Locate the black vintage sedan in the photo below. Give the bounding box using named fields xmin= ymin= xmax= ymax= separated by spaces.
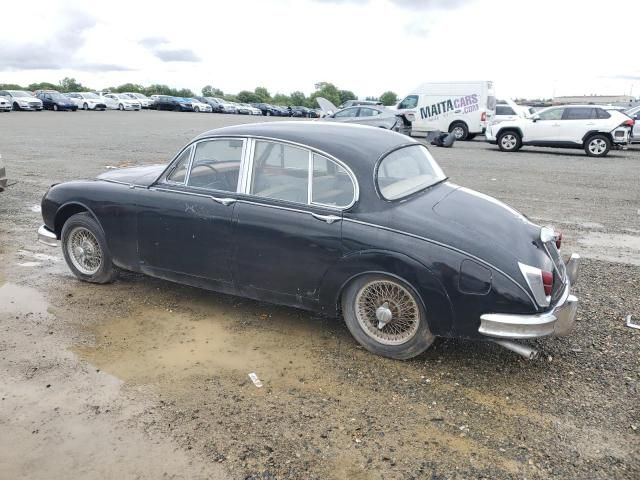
xmin=38 ymin=122 xmax=580 ymax=360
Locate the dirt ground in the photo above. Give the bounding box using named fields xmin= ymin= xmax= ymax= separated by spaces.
xmin=0 ymin=110 xmax=638 ymax=480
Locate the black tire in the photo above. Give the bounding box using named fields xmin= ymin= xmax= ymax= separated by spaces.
xmin=341 ymin=274 xmax=435 ymax=360
xmin=466 ymin=133 xmax=477 ymax=140
xmin=194 ymin=106 xmax=200 ymax=112
xmin=266 ymin=111 xmax=271 ymax=116
xmin=449 ymin=121 xmax=469 ymax=140
xmin=497 ymin=130 xmax=522 ymax=152
xmin=53 ymin=104 xmax=58 ymax=111
xmin=61 ymin=213 xmax=118 ymax=284
xmin=584 ymin=134 xmax=611 ymax=157
xmin=118 ymin=104 xmax=124 ymax=111
xmin=83 ymin=103 xmax=89 ymax=110
xmin=12 ymin=102 xmax=20 ymax=111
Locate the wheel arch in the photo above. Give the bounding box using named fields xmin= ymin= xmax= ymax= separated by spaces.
xmin=54 ymin=202 xmax=103 ymax=239
xmin=582 ymin=130 xmax=612 ymax=144
xmin=496 ymin=126 xmax=524 ymax=139
xmin=448 ymin=119 xmax=468 ymax=131
xmin=318 ymin=249 xmax=455 ymax=336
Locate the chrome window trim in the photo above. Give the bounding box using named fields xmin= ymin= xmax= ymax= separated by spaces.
xmin=241 ymin=135 xmax=359 ymax=210
xmin=343 ymin=217 xmax=538 ymax=308
xmin=159 ymin=144 xmax=194 ymax=186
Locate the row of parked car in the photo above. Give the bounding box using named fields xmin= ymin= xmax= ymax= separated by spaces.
xmin=0 ymin=89 xmax=322 ymax=117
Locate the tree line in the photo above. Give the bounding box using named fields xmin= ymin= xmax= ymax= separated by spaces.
xmin=0 ymin=78 xmax=399 ymax=108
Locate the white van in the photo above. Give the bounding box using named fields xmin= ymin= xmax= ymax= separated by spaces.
xmin=396 ymin=81 xmax=496 ymax=140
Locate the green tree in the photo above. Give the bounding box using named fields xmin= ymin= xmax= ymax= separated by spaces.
xmin=28 ymin=82 xmax=59 ymax=92
xmin=380 ymin=91 xmax=398 ymax=106
xmin=114 ymin=83 xmax=145 ymax=93
xmin=0 ymin=83 xmax=26 ymax=90
xmin=289 ymin=91 xmax=307 ymax=106
xmin=254 ymin=87 xmax=271 ymax=103
xmin=202 ymin=85 xmax=224 ymax=97
xmin=309 ymin=82 xmax=340 ymax=108
xmin=338 ymin=89 xmax=357 ymax=105
xmin=272 ymin=93 xmax=290 ymax=105
xmin=237 ymin=90 xmax=261 ymax=103
xmin=58 ymin=77 xmax=86 ymax=92
xmin=175 ymin=88 xmax=195 ymax=98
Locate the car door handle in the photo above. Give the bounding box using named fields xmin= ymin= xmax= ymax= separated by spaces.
xmin=311 ymin=213 xmax=341 ymax=224
xmin=210 ymin=196 xmax=236 ymax=206
xmin=552 ymin=123 xmax=561 ymax=127
xmin=586 ymin=122 xmax=595 ymax=126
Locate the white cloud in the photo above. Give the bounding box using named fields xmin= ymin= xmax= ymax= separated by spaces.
xmin=0 ymin=0 xmax=638 ymax=100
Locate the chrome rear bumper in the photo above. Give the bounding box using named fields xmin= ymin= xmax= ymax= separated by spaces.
xmin=479 ymin=253 xmax=580 ymax=339
xmin=38 ymin=225 xmax=58 ymax=247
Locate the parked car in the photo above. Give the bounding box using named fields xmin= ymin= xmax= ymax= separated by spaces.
xmin=251 ymin=103 xmax=279 ymax=116
xmin=67 ymin=92 xmax=107 ymax=110
xmin=94 ymin=93 xmax=119 ymax=110
xmin=0 ymin=96 xmax=11 ymax=112
xmin=231 ymin=102 xmax=251 ymax=115
xmin=290 ymin=106 xmax=311 ymax=117
xmin=36 ymin=91 xmax=78 ymax=111
xmin=491 ymin=103 xmax=534 ymax=125
xmin=37 ymin=121 xmax=580 ymax=360
xmin=320 ymin=101 xmax=414 ymax=134
xmin=0 ymin=90 xmax=43 ymax=111
xmin=196 ymin=97 xmax=224 ymax=113
xmin=189 ymin=98 xmax=213 ymax=113
xmin=239 ymin=103 xmax=261 ymax=115
xmin=211 ymin=98 xmax=237 ymax=114
xmin=274 ymin=105 xmax=290 ymax=116
xmin=486 ymin=105 xmax=633 ymax=157
xmin=105 ymin=93 xmax=141 ymax=111
xmin=123 ymin=92 xmax=152 ymax=108
xmin=624 ymin=105 xmax=640 ymax=143
xmin=149 ymin=95 xmax=186 ymax=111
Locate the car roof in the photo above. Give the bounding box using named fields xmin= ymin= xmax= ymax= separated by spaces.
xmin=195 ymin=121 xmax=418 ymax=171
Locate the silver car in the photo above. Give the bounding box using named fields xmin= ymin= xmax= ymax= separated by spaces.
xmin=319 ymin=98 xmax=413 ymax=133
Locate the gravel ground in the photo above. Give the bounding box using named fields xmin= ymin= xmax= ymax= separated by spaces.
xmin=0 ymin=110 xmax=638 ymax=479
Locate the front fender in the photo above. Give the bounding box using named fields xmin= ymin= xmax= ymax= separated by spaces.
xmin=317 ymin=249 xmax=455 ymax=336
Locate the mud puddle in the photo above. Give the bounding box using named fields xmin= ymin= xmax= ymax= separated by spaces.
xmin=0 ymin=281 xmax=50 ymax=316
xmin=74 ymin=295 xmax=338 ymax=389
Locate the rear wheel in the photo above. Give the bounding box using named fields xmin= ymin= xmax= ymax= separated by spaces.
xmin=449 ymin=121 xmax=469 ymax=140
xmin=12 ymin=102 xmax=20 ymax=111
xmin=53 ymin=104 xmax=58 ymax=111
xmin=118 ymin=104 xmax=124 ymax=111
xmin=194 ymin=106 xmax=200 ymax=112
xmin=584 ymin=134 xmax=611 ymax=157
xmin=342 ymin=274 xmax=435 ymax=360
xmin=61 ymin=213 xmax=117 ymax=284
xmin=83 ymin=103 xmax=89 ymax=110
xmin=497 ymin=130 xmax=522 ymax=152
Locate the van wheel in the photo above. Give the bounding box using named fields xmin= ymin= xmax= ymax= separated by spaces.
xmin=497 ymin=131 xmax=522 ymax=152
xmin=61 ymin=213 xmax=118 ymax=284
xmin=449 ymin=122 xmax=469 ymax=140
xmin=584 ymin=134 xmax=610 ymax=157
xmin=342 ymin=274 xmax=435 ymax=360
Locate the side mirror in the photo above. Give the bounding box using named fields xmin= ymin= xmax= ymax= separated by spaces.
xmin=531 ymin=115 xmax=540 ymax=122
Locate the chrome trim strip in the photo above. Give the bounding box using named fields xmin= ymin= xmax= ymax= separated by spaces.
xmin=307 ymin=150 xmax=313 ymax=205
xmin=99 ymin=179 xmax=146 ymax=188
xmin=342 ymin=217 xmax=537 ymax=307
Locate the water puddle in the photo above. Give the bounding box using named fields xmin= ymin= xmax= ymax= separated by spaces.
xmin=0 ymin=282 xmax=49 ymax=317
xmin=577 ymin=232 xmax=640 ymax=265
xmin=75 ymin=298 xmax=336 ymax=389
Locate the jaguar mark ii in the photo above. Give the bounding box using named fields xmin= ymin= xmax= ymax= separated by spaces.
xmin=38 ymin=122 xmax=580 ymax=359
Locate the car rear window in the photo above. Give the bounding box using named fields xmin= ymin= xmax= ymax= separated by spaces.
xmin=376 ymin=145 xmax=446 ymax=200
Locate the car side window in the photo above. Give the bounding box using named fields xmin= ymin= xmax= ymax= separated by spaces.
xmin=334 ymin=107 xmax=358 ymax=118
xmin=398 ymin=95 xmax=418 ymax=109
xmin=496 ymin=106 xmax=515 ymax=115
xmin=312 ymin=154 xmax=355 ymax=207
xmin=596 ymin=108 xmax=611 ymax=119
xmin=358 ymin=108 xmax=380 ymax=117
xmin=165 ymin=146 xmax=192 ymax=184
xmin=563 ymin=108 xmax=596 ymax=120
xmin=537 ymin=108 xmax=564 ymax=121
xmin=187 ymin=139 xmax=244 ymax=192
xmin=251 ymin=141 xmax=309 ymax=204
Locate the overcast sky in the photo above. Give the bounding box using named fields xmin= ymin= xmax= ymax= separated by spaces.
xmin=1 ymin=0 xmax=638 ymax=100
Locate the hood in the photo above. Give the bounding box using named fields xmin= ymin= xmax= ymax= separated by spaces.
xmin=316 ymin=97 xmax=338 ymax=115
xmin=97 ymin=164 xmax=166 ymax=187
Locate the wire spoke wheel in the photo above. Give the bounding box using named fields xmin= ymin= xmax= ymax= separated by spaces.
xmin=354 ymin=280 xmax=421 ymax=345
xmin=66 ymin=226 xmax=102 ymax=275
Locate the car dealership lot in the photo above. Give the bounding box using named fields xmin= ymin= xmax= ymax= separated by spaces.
xmin=0 ymin=111 xmax=638 ymax=479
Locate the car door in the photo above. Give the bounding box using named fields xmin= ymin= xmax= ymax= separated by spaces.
xmin=232 ymin=139 xmax=356 ymax=306
xmin=137 ymin=138 xmax=246 ymax=283
xmin=525 ymin=107 xmax=565 ymax=142
xmin=331 ymin=107 xmax=360 ymax=123
xmin=559 ymin=107 xmax=598 ymax=143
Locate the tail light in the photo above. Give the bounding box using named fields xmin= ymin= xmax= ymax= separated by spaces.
xmin=622 ymin=119 xmax=634 ymax=127
xmin=542 ymin=270 xmax=553 ymax=296
xmin=481 ymin=111 xmax=487 ymax=122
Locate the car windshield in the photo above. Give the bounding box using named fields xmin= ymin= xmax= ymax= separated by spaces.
xmin=50 ymin=93 xmax=67 ymax=100
xmin=82 ymin=93 xmax=100 ymax=99
xmin=376 ymin=145 xmax=446 ymax=200
xmin=9 ymin=91 xmax=32 ymax=97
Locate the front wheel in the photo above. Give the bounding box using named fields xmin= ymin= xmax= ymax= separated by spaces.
xmin=53 ymin=104 xmax=58 ymax=111
xmin=342 ymin=274 xmax=435 ymax=360
xmin=584 ymin=134 xmax=611 ymax=157
xmin=118 ymin=104 xmax=124 ymax=111
xmin=194 ymin=106 xmax=200 ymax=112
xmin=497 ymin=131 xmax=522 ymax=152
xmin=83 ymin=102 xmax=89 ymax=110
xmin=61 ymin=213 xmax=117 ymax=284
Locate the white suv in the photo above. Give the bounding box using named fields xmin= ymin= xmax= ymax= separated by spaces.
xmin=486 ymin=105 xmax=633 ymax=157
